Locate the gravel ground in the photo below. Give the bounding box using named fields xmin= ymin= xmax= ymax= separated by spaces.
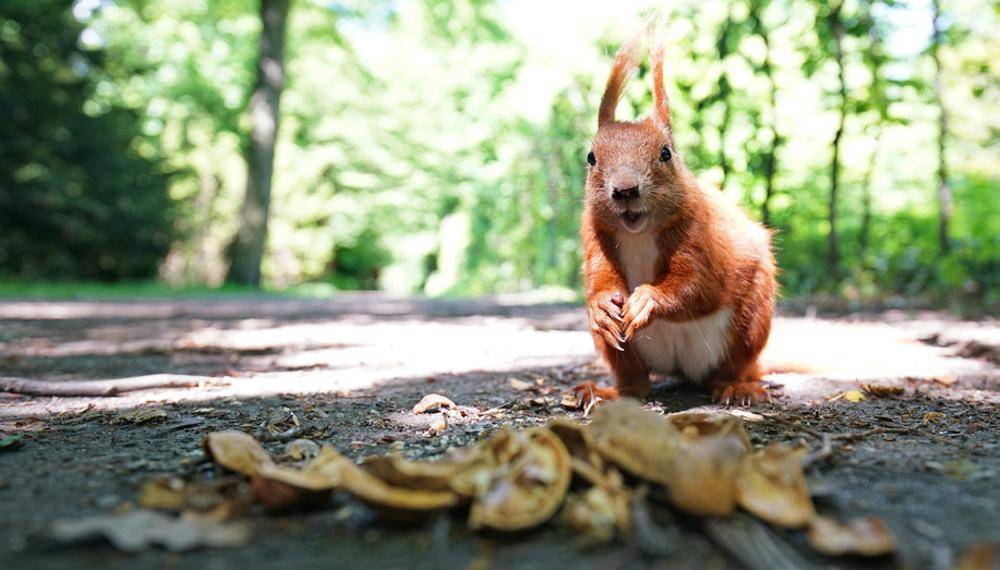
xmin=0 ymin=293 xmax=997 ymax=569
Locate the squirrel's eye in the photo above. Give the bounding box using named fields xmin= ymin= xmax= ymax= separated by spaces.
xmin=660 ymin=145 xmax=672 ymax=162
xmin=587 ymin=151 xmax=596 ymax=167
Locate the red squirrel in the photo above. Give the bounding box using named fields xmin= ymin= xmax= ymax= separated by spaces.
xmin=572 ymin=30 xmax=777 ymax=406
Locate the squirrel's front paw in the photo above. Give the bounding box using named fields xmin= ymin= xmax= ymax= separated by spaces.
xmin=588 ymin=291 xmax=626 ymax=351
xmin=622 ymin=285 xmax=659 ymax=340
xmin=570 ymin=381 xmax=620 ymax=412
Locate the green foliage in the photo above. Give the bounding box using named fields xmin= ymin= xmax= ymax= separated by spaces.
xmin=0 ymin=0 xmax=173 ymax=280
xmin=2 ymin=0 xmax=997 ymax=307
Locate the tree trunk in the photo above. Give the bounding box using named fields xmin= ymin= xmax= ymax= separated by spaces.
xmin=859 ymin=129 xmax=880 ymax=259
xmin=930 ymin=0 xmax=951 ymax=255
xmin=715 ymin=8 xmax=734 ymax=193
xmin=227 ymin=0 xmax=291 ymax=287
xmin=828 ymin=6 xmax=847 ymax=279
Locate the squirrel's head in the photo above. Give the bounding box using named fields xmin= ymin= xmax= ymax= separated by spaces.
xmin=585 ymin=31 xmax=687 ymax=235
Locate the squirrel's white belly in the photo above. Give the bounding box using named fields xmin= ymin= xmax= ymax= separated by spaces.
xmin=633 ymin=308 xmax=733 ymax=382
xmin=616 ymin=231 xmax=732 ymax=381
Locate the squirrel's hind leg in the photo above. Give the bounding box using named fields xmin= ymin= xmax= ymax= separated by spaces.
xmin=706 ymin=360 xmax=770 ymax=406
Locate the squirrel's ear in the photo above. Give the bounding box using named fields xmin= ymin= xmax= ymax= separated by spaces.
xmin=598 ymin=32 xmax=643 ymax=127
xmin=651 ymin=36 xmax=671 ymax=129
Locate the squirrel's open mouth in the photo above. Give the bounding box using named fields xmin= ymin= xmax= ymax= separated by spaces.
xmin=619 ymin=210 xmax=648 ymax=233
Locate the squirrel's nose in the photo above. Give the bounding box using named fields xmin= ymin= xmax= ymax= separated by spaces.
xmin=611 ymin=186 xmax=640 ymax=201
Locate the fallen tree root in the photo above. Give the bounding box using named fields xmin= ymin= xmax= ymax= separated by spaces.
xmin=0 ymin=374 xmax=217 ymax=397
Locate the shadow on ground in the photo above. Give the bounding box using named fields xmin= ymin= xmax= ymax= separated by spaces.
xmin=0 ymin=294 xmax=997 ymax=568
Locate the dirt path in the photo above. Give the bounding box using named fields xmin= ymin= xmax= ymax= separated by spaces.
xmin=1 ymin=294 xmax=997 ymax=568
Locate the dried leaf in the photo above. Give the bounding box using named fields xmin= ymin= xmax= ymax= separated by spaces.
xmin=548 ymin=417 xmax=605 ymax=479
xmin=49 ymin=510 xmax=250 ymax=552
xmin=807 ymin=515 xmax=896 ymax=557
xmin=204 ymin=431 xmax=274 ymax=476
xmin=563 ymin=487 xmax=619 ymax=542
xmin=250 ymin=468 xmax=333 ymax=512
xmin=427 ymin=413 xmax=448 ymax=436
xmin=138 ymin=478 xmax=188 ymax=511
xmin=362 ymin=450 xmax=489 ymax=497
xmin=922 ymin=411 xmax=945 ymax=424
xmin=339 ymin=457 xmax=460 ymax=521
xmin=828 ymin=390 xmax=866 ymax=403
xmin=668 ymin=412 xmax=751 ymax=450
xmin=412 ymin=394 xmax=456 ymax=414
xmin=138 ymin=477 xmax=230 ymax=513
xmin=586 ymin=400 xmax=679 ymax=485
xmin=469 ymin=428 xmax=572 ymax=532
xmin=933 ymin=374 xmax=958 ymax=386
xmin=735 ymin=444 xmax=815 ymax=528
xmin=550 ymin=417 xmax=630 ymax=539
xmin=283 ymin=439 xmax=320 ymax=461
xmin=560 ymin=392 xmax=582 ymax=410
xmin=665 ymin=413 xmax=750 ymax=516
xmin=564 ymin=465 xmax=631 ymax=540
xmin=509 ymin=378 xmax=532 ymax=391
xmin=249 ymin=446 xmax=346 ymax=511
xmin=111 ymin=408 xmax=168 ymax=425
xmin=861 ymin=384 xmax=904 ymax=398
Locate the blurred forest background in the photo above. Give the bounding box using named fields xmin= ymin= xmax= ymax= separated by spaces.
xmin=1 ymin=0 xmax=997 ymax=309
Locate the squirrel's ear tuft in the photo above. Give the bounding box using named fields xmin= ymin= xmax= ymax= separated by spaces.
xmin=598 ymin=30 xmax=644 ymax=127
xmin=651 ymin=29 xmax=671 ymax=129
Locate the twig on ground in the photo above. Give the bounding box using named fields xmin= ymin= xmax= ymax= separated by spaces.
xmin=0 ymin=374 xmax=218 ymax=397
xmin=759 ymin=412 xmax=824 ymax=440
xmin=801 ymin=433 xmax=833 ymax=469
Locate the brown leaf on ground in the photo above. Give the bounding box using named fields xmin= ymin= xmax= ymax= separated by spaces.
xmin=828 ymin=390 xmax=866 ymax=403
xmin=922 ymin=411 xmax=946 ymax=424
xmin=361 ymin=450 xmax=489 ymax=497
xmin=807 ymin=515 xmax=896 ymax=557
xmin=427 ymin=413 xmax=448 ymax=436
xmin=338 ymin=455 xmax=460 ymax=521
xmin=509 ymin=378 xmax=532 ymax=391
xmin=469 ymin=428 xmax=572 ymax=532
xmin=861 ymin=384 xmax=904 ymax=398
xmin=204 ymin=431 xmax=274 ymax=476
xmin=249 ymin=446 xmax=345 ymax=511
xmin=262 ymin=407 xmax=300 ymax=439
xmin=547 ymin=417 xmax=605 ymax=481
xmin=110 ymin=408 xmax=168 ymax=425
xmin=735 ymin=444 xmax=815 ymax=528
xmin=412 ymin=394 xmax=456 ymax=414
xmin=933 ymin=374 xmax=958 ymax=386
xmin=282 ymin=438 xmax=320 ymax=461
xmin=562 ymin=466 xmax=631 ymax=542
xmin=563 ymin=486 xmax=620 ymax=543
xmin=586 ymin=400 xmax=680 ymax=485
xmin=138 ymin=477 xmax=235 ymax=513
xmin=138 ymin=478 xmax=188 ymax=511
xmin=665 ymin=413 xmax=750 ymax=517
xmin=560 ymin=392 xmax=582 ymax=410
xmin=49 ymin=510 xmax=250 ymax=552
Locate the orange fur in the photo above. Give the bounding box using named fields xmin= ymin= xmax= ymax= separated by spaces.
xmin=578 ymin=28 xmax=777 ymax=407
